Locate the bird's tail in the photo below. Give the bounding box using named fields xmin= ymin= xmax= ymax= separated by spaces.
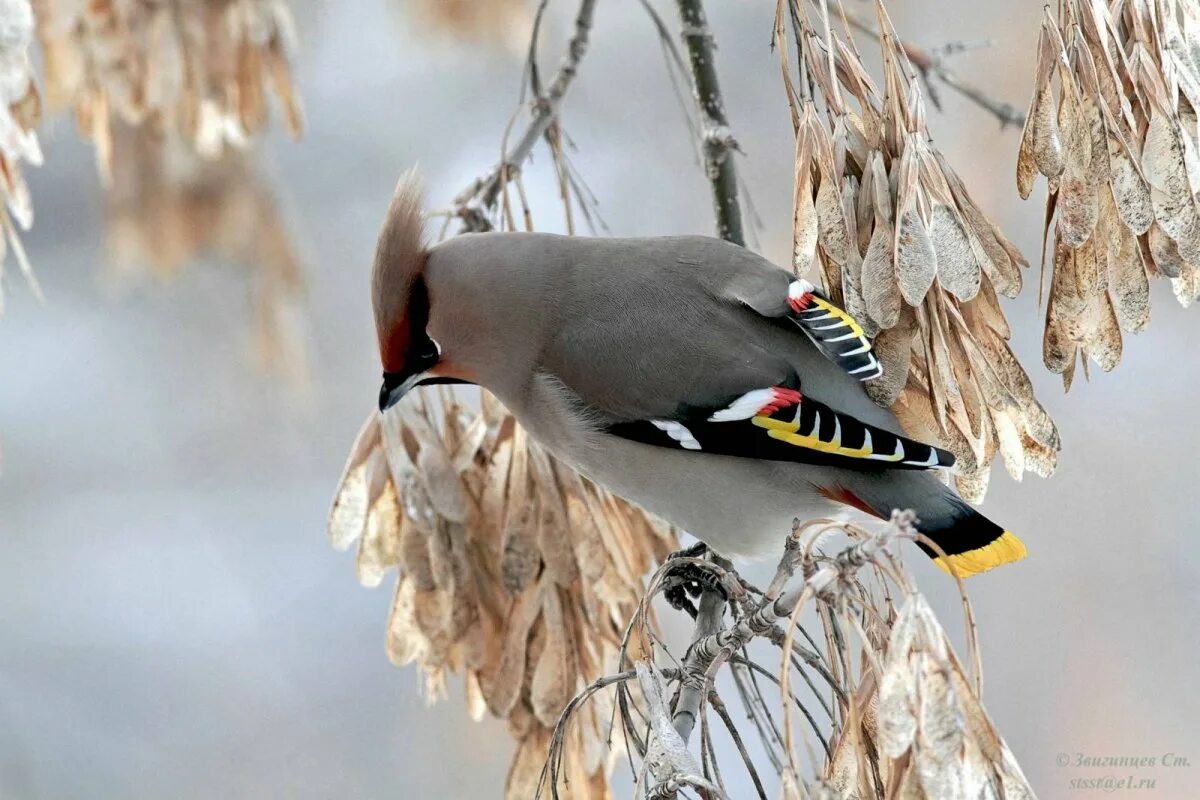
xmin=914 ymin=505 xmax=1026 ymax=578
xmin=826 ymin=472 xmax=1026 ymax=577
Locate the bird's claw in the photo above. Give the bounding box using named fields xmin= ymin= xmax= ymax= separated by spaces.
xmin=661 ymin=542 xmax=729 ymax=618
xmin=665 ymin=541 xmax=710 ymax=562
xmin=663 ymin=581 xmax=698 ymax=617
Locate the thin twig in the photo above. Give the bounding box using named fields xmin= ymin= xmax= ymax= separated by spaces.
xmin=727 ymin=656 xmax=787 ymax=772
xmin=675 ymin=0 xmax=745 ymax=245
xmin=540 ymin=666 xmax=682 ymax=799
xmin=454 ymin=0 xmax=598 ymax=231
xmin=840 ymin=7 xmax=1026 ymax=128
xmin=537 ymin=512 xmax=1039 ymax=798
xmin=638 ymin=0 xmax=702 ymax=147
xmin=709 ymin=691 xmax=769 ymax=799
xmin=701 ymin=712 xmax=728 ymax=797
xmin=728 ymin=653 xmax=831 ymax=763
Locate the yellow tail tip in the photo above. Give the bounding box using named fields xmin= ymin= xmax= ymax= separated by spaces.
xmin=933 ymin=531 xmax=1027 ymax=578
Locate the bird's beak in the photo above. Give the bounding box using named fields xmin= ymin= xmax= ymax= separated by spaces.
xmin=379 ymin=371 xmax=425 ymax=413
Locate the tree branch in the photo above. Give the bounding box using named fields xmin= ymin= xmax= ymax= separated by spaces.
xmin=542 ymin=512 xmax=1038 ymax=799
xmin=842 ymin=8 xmax=1026 ymax=128
xmin=675 ymin=0 xmax=745 ymax=245
xmin=453 ymin=0 xmax=598 ymax=231
xmin=666 ymin=519 xmax=910 ymax=757
xmin=671 ymin=581 xmax=726 ymax=743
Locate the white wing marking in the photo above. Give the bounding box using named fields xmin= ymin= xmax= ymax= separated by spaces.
xmin=708 ymin=388 xmax=775 ymax=422
xmin=651 ymin=420 xmax=702 ymax=450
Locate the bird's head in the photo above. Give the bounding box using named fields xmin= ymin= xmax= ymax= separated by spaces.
xmin=371 ymin=171 xmax=468 ymax=412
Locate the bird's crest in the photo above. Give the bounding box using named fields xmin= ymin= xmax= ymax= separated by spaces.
xmin=371 ymin=168 xmax=428 ymax=372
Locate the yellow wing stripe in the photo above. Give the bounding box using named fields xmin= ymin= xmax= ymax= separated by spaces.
xmin=767 ymin=429 xmax=874 ymax=458
xmin=753 ymin=415 xmax=801 ymax=435
xmin=752 ymin=408 xmax=946 ymax=466
xmin=753 ymin=415 xmax=875 ymax=459
xmin=809 ymin=296 xmax=865 ymax=339
xmin=933 ymin=531 xmax=1028 ymax=578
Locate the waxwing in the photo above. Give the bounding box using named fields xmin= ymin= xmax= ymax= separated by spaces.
xmin=371 ymin=172 xmax=1025 ymax=577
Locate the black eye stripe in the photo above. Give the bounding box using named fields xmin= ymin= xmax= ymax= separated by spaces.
xmin=416 ymin=338 xmax=439 ymax=359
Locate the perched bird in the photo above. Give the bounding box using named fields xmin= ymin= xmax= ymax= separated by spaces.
xmin=372 ymin=173 xmax=1025 ymax=577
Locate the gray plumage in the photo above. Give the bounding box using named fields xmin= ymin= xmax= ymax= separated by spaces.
xmin=420 ymin=232 xmax=970 ymax=559
xmin=370 ymin=173 xmax=1023 ymax=575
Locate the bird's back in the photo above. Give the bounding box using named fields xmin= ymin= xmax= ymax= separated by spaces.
xmin=429 ymin=232 xmax=898 ymax=431
xmin=425 ymin=232 xmax=1022 ymax=575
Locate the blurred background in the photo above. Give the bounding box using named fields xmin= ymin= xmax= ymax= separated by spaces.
xmin=1 ymin=0 xmax=1198 ymax=797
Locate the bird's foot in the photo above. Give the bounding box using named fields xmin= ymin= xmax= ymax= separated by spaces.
xmin=665 ymin=541 xmax=710 ymax=562
xmin=662 ymin=542 xmax=729 ymax=618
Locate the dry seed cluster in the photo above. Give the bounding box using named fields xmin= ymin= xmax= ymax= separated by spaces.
xmin=105 ymin=124 xmax=309 ymax=382
xmin=27 ymin=0 xmax=308 ymax=376
xmin=1019 ymin=1 xmax=1200 ymax=386
xmin=557 ymin=516 xmax=1037 ymax=799
xmin=872 ymin=594 xmax=1034 ymax=798
xmin=0 ymin=0 xmax=41 ymax=307
xmin=329 ymin=391 xmax=676 ymax=799
xmin=34 ymin=0 xmax=303 ymax=177
xmin=779 ymin=2 xmax=1059 ymax=501
xmin=407 ymin=0 xmax=533 ymax=49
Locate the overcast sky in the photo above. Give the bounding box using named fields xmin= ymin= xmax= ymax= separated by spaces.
xmin=2 ymin=1 xmax=1198 ymax=797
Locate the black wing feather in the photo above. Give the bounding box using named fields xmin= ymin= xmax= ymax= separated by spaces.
xmin=607 ymin=394 xmax=955 ymax=472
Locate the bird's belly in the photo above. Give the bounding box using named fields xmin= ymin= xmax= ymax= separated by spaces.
xmin=503 ymin=373 xmax=840 ymax=559
xmin=545 ymin=432 xmax=836 ymax=560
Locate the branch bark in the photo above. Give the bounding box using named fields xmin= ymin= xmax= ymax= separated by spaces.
xmin=841 ymin=8 xmax=1026 ymax=128
xmin=454 ymin=0 xmax=598 ymax=231
xmin=667 ymin=524 xmax=898 ymax=751
xmin=671 ymin=584 xmax=726 ymax=743
xmin=675 ymin=0 xmax=745 ymax=246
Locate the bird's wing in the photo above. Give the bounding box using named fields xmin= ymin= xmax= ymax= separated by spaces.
xmin=725 ymin=270 xmax=882 ymax=382
xmin=780 ymin=280 xmax=882 ymax=380
xmin=605 ymin=385 xmax=955 ymax=471
xmin=539 ymin=236 xmax=946 ymax=470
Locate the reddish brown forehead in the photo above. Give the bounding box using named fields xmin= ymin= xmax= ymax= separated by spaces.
xmin=379 ymin=320 xmax=411 ymax=373
xmin=374 ymin=273 xmax=430 ymax=374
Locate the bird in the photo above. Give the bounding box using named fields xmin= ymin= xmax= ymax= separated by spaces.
xmin=371 ymin=171 xmax=1025 ymax=577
